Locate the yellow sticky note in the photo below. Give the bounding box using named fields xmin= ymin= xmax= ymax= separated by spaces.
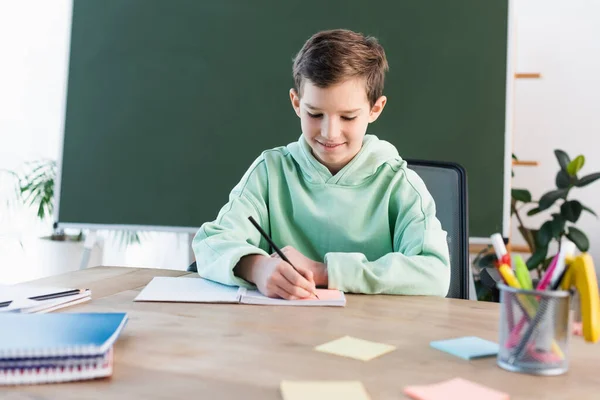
xmin=315 ymin=336 xmax=396 ymax=361
xmin=280 ymin=381 xmax=371 ymax=400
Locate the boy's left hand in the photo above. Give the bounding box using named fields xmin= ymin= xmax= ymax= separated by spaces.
xmin=272 ymin=246 xmax=328 ymax=287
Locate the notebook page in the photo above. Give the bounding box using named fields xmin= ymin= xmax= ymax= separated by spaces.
xmin=134 ymin=277 xmax=241 ymax=303
xmin=240 ymin=289 xmax=346 ymax=306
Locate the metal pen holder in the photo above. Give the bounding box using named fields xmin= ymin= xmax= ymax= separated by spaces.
xmin=497 ymin=283 xmax=571 ymax=376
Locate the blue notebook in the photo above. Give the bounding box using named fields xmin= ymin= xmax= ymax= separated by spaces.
xmin=0 ymin=313 xmax=128 ymax=359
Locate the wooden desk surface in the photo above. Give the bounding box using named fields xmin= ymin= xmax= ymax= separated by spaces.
xmin=2 ymin=266 xmax=598 ymax=399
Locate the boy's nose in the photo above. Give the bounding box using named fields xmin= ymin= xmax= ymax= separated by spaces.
xmin=322 ymin=118 xmax=342 ymax=140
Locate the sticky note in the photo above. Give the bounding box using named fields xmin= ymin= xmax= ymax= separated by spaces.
xmin=281 ymin=381 xmax=371 ymax=400
xmin=315 ymin=336 xmax=396 ymax=361
xmin=404 ymin=377 xmax=509 ymax=400
xmin=429 ymin=336 xmax=498 ymax=360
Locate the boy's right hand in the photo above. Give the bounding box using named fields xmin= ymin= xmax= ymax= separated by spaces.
xmin=235 ymin=255 xmax=316 ymax=300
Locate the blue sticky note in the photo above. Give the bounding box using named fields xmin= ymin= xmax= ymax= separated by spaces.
xmin=430 ymin=336 xmax=499 ymax=360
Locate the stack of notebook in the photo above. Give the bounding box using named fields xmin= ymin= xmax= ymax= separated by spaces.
xmin=0 ymin=313 xmax=128 ymax=385
xmin=0 ymin=284 xmax=91 ymax=313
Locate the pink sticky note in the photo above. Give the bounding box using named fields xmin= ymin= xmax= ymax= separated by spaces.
xmin=404 ymin=378 xmax=509 ymax=400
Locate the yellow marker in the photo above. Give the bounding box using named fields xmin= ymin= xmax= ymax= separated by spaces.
xmin=499 ymin=264 xmax=521 ymax=289
xmin=561 ymin=253 xmax=600 ymax=343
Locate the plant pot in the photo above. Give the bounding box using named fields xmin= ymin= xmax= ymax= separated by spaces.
xmin=14 ymin=236 xmax=103 ymax=283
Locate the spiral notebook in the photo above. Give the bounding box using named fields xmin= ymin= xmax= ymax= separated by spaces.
xmin=0 ymin=348 xmax=113 ymax=385
xmin=0 ymin=313 xmax=127 ymax=385
xmin=135 ymin=277 xmax=346 ymax=306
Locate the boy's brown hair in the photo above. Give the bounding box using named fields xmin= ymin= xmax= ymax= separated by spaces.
xmin=292 ymin=29 xmax=389 ymax=107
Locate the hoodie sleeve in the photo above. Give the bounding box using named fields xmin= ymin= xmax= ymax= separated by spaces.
xmin=191 ymin=157 xmax=271 ymax=288
xmin=324 ymin=168 xmax=451 ymax=296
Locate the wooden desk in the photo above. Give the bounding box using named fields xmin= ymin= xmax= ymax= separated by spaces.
xmin=2 ymin=267 xmax=598 ymax=399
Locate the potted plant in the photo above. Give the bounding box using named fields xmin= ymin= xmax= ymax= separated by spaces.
xmin=8 ymin=159 xmax=143 ymax=280
xmin=473 ymin=150 xmax=600 ymax=301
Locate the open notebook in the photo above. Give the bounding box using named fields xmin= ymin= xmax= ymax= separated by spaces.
xmin=135 ymin=277 xmax=346 ymax=306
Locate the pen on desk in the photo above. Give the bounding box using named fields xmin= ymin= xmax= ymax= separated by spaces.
xmin=0 ymin=289 xmax=84 ymax=309
xmin=29 ymin=289 xmax=83 ymax=301
xmin=247 ymin=216 xmax=320 ymax=300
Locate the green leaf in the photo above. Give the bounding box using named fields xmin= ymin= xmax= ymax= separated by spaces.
xmin=536 ymin=221 xmax=554 ymax=247
xmin=512 ymin=154 xmax=518 ymax=161
xmin=551 ymin=214 xmax=566 ymax=238
xmin=555 ymin=170 xmax=571 ymax=189
xmin=527 ymin=246 xmax=548 ymax=270
xmin=566 ymin=227 xmax=589 ymax=252
xmin=561 ymin=200 xmax=583 ymax=222
xmin=526 ymin=207 xmax=541 ymax=216
xmin=511 ymin=189 xmax=532 ymax=203
xmin=538 ymin=188 xmax=568 ymax=211
xmin=554 ymin=149 xmax=570 ymax=171
xmin=581 ymin=204 xmax=598 ymax=218
xmin=575 ymin=172 xmax=600 ymax=187
xmin=567 ymin=155 xmax=585 ymax=176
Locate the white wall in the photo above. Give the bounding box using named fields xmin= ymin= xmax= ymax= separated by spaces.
xmin=0 ymin=1 xmax=189 ymax=284
xmin=511 ymin=0 xmax=600 ymax=271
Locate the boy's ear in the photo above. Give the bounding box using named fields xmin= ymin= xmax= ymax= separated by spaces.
xmin=368 ymin=95 xmax=387 ymax=123
xmin=289 ymin=88 xmax=301 ymax=118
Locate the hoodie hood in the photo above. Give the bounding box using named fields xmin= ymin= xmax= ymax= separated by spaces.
xmin=287 ymin=134 xmax=402 ymax=186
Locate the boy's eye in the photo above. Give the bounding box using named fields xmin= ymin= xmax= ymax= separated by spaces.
xmin=307 ymin=112 xmax=323 ymax=119
xmin=341 ymin=116 xmax=357 ymax=121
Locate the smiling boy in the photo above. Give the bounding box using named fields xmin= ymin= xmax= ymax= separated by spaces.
xmin=192 ymin=29 xmax=450 ymax=298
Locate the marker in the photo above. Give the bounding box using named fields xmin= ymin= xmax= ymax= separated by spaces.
xmin=491 ymin=233 xmax=511 ymax=267
xmin=514 ymin=255 xmax=533 ymax=290
xmin=550 ymin=240 xmax=576 ymax=288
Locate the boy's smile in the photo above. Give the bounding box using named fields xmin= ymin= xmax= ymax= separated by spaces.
xmin=290 ymin=78 xmax=386 ymax=175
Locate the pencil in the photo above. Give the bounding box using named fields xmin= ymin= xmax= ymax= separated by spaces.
xmin=247 ymin=216 xmax=319 ymax=299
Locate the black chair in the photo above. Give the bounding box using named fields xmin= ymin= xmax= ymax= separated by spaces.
xmin=405 ymin=160 xmax=470 ymax=300
xmin=189 ymin=160 xmax=471 ymax=300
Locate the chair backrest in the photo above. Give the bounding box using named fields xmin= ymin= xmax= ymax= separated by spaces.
xmin=405 ymin=160 xmax=469 ymax=300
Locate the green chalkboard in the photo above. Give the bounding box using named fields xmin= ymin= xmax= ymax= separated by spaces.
xmin=59 ymin=0 xmax=508 ymax=238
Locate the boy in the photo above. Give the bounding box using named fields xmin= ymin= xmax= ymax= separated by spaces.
xmin=192 ymin=29 xmax=450 ymax=299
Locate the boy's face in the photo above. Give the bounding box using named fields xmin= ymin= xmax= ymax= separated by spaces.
xmin=290 ymin=78 xmax=386 ymax=174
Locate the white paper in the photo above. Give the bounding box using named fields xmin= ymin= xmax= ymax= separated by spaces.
xmin=240 ymin=289 xmax=346 ymax=307
xmin=134 ymin=277 xmax=241 ymax=303
xmin=0 ymin=284 xmax=78 ymax=304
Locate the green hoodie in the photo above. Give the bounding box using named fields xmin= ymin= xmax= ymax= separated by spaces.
xmin=192 ymin=134 xmax=450 ymax=296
